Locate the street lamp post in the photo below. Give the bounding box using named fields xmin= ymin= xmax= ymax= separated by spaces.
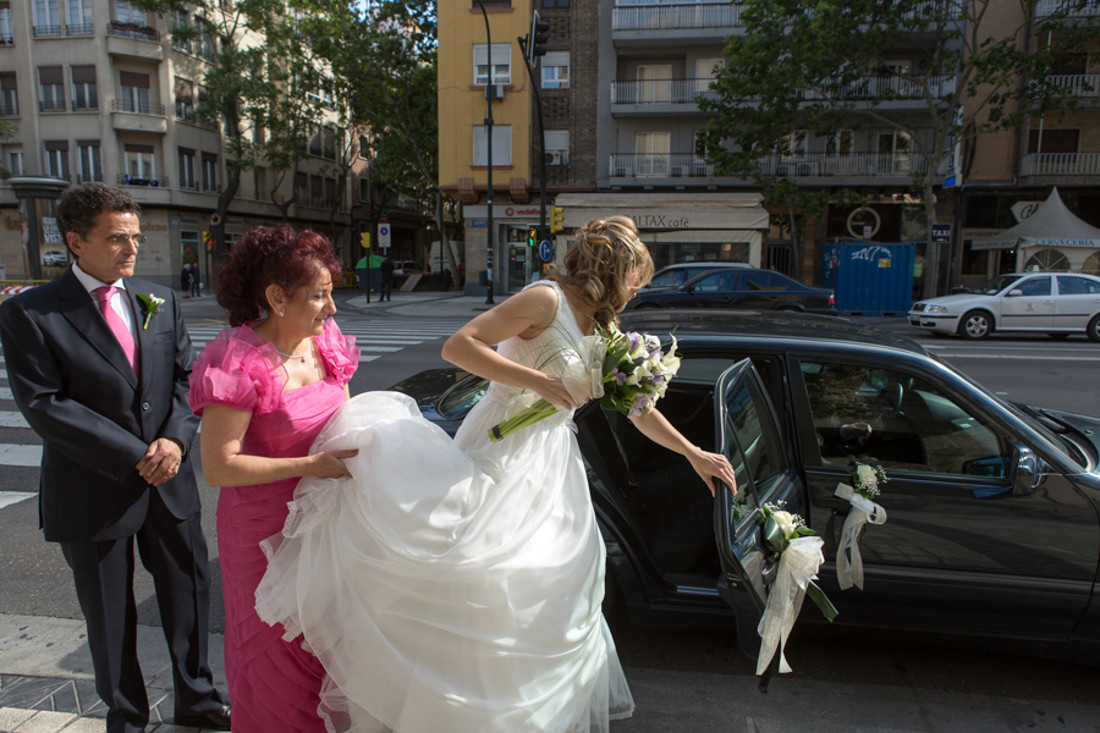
xmin=474 ymin=0 xmax=495 ymax=305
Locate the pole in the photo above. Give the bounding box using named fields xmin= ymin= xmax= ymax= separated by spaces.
xmin=518 ymin=35 xmax=547 ymax=283
xmin=475 ymin=0 xmax=495 ymax=304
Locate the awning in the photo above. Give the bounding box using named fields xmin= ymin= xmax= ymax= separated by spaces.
xmin=970 ymin=188 xmax=1100 ymax=251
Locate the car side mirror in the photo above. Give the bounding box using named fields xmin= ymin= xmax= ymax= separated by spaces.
xmin=1006 ymin=289 xmax=1024 ymax=297
xmin=1008 ymin=442 xmax=1041 ymax=496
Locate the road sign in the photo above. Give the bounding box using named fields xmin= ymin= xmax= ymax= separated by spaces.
xmin=539 ymin=239 xmax=553 ymax=262
xmin=378 ymin=219 xmax=391 ymax=250
xmin=931 ymin=223 xmax=952 ymax=243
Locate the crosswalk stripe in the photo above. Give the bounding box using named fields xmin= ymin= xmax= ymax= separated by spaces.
xmin=0 ymin=491 xmax=35 ymax=509
xmin=0 ymin=443 xmax=40 ymax=466
xmin=0 ymin=387 xmax=11 ymax=400
xmin=0 ymin=411 xmax=29 ymax=429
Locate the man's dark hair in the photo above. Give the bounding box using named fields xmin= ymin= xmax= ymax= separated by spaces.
xmin=56 ymin=183 xmax=141 ymax=239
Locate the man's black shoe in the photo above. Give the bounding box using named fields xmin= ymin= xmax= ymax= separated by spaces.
xmin=175 ymin=703 xmax=231 ymax=730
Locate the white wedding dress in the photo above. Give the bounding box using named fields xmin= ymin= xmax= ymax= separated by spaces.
xmin=256 ymin=281 xmax=634 ymax=732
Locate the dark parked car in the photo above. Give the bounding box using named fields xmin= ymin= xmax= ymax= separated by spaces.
xmin=391 ymin=310 xmax=1100 ymax=663
xmin=629 ymin=268 xmax=837 ymax=315
xmin=647 ymin=261 xmax=755 ymax=290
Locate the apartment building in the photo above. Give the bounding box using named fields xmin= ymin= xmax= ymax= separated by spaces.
xmin=440 ymin=0 xmax=1100 ymax=297
xmin=0 ymin=0 xmax=359 ymax=288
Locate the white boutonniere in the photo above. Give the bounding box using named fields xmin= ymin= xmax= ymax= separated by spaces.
xmin=135 ymin=293 xmax=165 ymax=330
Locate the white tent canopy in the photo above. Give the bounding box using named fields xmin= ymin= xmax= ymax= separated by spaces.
xmin=970 ymin=187 xmax=1100 ymax=251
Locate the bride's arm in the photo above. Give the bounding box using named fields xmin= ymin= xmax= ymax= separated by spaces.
xmin=199 ymin=404 xmax=357 ymax=487
xmin=441 ymin=286 xmax=582 ymax=410
xmin=629 ymin=408 xmax=738 ymax=497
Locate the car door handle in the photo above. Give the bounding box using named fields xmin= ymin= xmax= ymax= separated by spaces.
xmin=813 ymin=495 xmax=853 ymax=513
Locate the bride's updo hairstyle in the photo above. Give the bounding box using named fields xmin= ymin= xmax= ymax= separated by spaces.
xmin=214 ymin=223 xmax=342 ymax=326
xmin=550 ymin=215 xmax=654 ymax=328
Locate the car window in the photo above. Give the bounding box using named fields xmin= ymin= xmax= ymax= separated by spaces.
xmin=650 ymin=269 xmax=689 ymax=288
xmin=724 ymin=371 xmax=786 ymax=508
xmin=1057 ymin=275 xmax=1100 ymax=295
xmin=800 ymin=360 xmax=1008 ymax=478
xmin=742 ymin=271 xmax=783 ymax=291
xmin=1015 ymin=276 xmax=1051 ymax=296
xmin=691 ymin=272 xmax=730 ymax=292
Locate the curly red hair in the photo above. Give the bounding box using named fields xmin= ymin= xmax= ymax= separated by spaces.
xmin=214 ymin=224 xmax=342 ymax=326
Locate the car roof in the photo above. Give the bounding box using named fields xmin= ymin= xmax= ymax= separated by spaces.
xmin=620 ymin=309 xmax=927 ymax=357
xmin=656 ymin=262 xmax=754 ymax=271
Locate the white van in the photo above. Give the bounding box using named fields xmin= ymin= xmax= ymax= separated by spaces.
xmin=428 ymin=240 xmax=462 ymax=275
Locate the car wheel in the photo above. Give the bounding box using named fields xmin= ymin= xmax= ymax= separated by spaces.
xmin=958 ymin=310 xmax=993 ymax=339
xmin=1087 ymin=314 xmax=1100 ymax=343
xmin=1047 ymin=333 xmax=1070 ymax=340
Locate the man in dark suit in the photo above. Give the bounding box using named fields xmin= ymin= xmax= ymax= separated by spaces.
xmin=0 ymin=183 xmax=229 ymax=733
xmin=380 ymin=255 xmax=395 ymax=301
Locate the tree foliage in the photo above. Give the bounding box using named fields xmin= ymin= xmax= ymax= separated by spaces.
xmin=699 ymin=0 xmax=1100 ymax=292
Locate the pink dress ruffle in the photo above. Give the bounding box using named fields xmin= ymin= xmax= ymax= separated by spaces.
xmin=189 ymin=319 xmax=358 ymax=733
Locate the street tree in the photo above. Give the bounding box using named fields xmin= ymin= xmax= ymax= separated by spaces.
xmin=699 ymin=0 xmax=1100 ymax=295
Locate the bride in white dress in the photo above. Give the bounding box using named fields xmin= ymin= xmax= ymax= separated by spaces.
xmin=255 ymin=216 xmax=737 ymax=733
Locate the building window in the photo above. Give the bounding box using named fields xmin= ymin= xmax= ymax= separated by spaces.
xmin=541 ymin=52 xmax=570 ymax=90
xmin=178 ymin=147 xmax=197 ymax=189
xmin=124 ymin=142 xmax=157 ymax=184
xmin=544 ymin=130 xmax=569 ymax=166
xmin=7 ymin=150 xmax=23 ymax=176
xmin=33 ymin=0 xmax=60 ymax=37
xmin=473 ymin=44 xmax=511 ymax=86
xmin=77 ymin=140 xmax=101 ymax=182
xmin=784 ymin=130 xmax=808 ymax=157
xmin=695 ymin=57 xmax=723 ymax=94
xmin=358 ymin=176 xmax=369 ymax=202
xmin=71 ymin=66 xmax=97 ymax=110
xmin=634 ymin=131 xmax=670 ymax=176
xmin=310 ymin=174 xmax=323 ymax=206
xmin=253 ymin=166 xmax=266 ymax=200
xmin=196 ymin=19 xmax=216 ymax=62
xmin=637 ymin=64 xmax=672 ymax=104
xmin=170 ymin=9 xmax=192 ymax=53
xmin=542 ymin=0 xmax=569 ymax=7
xmin=38 ymin=67 xmax=66 ymax=112
xmin=113 ymin=0 xmax=147 ymax=26
xmin=0 ymin=73 xmax=17 ymax=116
xmin=826 ymin=129 xmax=854 ymax=156
xmin=0 ymin=2 xmax=14 ymax=44
xmin=66 ymin=0 xmax=93 ymax=34
xmin=473 ymin=125 xmax=511 ymax=166
xmin=44 ymin=140 xmax=70 ymax=180
xmin=295 ymin=171 xmax=308 ymax=202
xmin=202 ymin=152 xmax=218 ymax=192
xmin=119 ymin=70 xmax=151 ymax=113
xmin=175 ymin=77 xmax=194 ymax=120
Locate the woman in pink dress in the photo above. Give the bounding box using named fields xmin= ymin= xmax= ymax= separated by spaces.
xmin=188 ymin=224 xmax=359 ymax=731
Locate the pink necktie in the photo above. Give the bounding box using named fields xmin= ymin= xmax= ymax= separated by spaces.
xmin=94 ymin=286 xmax=137 ymax=371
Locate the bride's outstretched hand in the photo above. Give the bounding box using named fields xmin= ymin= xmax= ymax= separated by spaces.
xmin=310 ymin=449 xmax=359 ymax=479
xmin=688 ymin=448 xmax=738 ymax=498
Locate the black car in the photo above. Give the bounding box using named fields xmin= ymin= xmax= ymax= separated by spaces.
xmin=646 ymin=261 xmax=755 ymax=290
xmin=391 ymin=310 xmax=1100 ymax=663
xmin=629 ymin=268 xmax=837 ymax=315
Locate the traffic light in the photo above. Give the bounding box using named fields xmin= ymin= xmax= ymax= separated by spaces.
xmin=360 ymin=232 xmax=371 ymax=248
xmin=202 ymin=231 xmax=214 ymax=253
xmin=549 ymin=206 xmax=564 ymax=234
xmin=527 ymin=228 xmax=537 ymax=248
xmin=527 ymin=11 xmax=549 ymax=63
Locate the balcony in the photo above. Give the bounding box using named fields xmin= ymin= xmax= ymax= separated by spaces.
xmin=39 ymin=99 xmax=67 ymax=113
xmin=812 ymin=73 xmax=957 ymax=103
xmin=0 ymin=34 xmax=12 ymax=46
xmin=612 ymin=2 xmax=743 ymax=32
xmin=1021 ymin=152 xmax=1100 ymax=176
xmin=66 ymin=23 xmax=95 ymax=36
xmin=110 ymin=99 xmax=168 ymax=133
xmin=1049 ymin=74 xmax=1100 ymax=98
xmin=608 ymin=151 xmax=930 ymax=182
xmin=119 ymin=173 xmax=167 ymax=188
xmin=32 ymin=24 xmax=61 ymax=38
xmin=0 ymin=101 xmax=17 ymax=117
xmin=106 ymin=22 xmax=163 ymax=61
xmin=1037 ymin=0 xmax=1100 ymax=18
xmin=610 ymin=78 xmax=719 ymax=110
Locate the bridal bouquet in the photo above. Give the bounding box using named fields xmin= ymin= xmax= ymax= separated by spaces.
xmin=834 ymin=461 xmax=889 ymax=590
xmin=488 ymin=323 xmax=680 ymax=442
xmin=755 ymin=502 xmax=836 ymax=676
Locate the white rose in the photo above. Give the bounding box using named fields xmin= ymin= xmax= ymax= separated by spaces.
xmin=856 ymin=464 xmax=878 ymax=491
xmin=772 ymin=510 xmax=798 ymax=539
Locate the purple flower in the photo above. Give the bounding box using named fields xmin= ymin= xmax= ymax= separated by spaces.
xmin=612 ymin=369 xmax=627 ymax=386
xmin=627 ymin=333 xmax=641 ymax=352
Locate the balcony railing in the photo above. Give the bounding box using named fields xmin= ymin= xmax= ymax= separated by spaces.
xmin=107 ymin=20 xmax=160 ymax=41
xmin=611 ymin=78 xmax=719 ymax=104
xmin=612 ymin=2 xmax=742 ymax=31
xmin=112 ymin=99 xmax=166 ymax=116
xmin=809 ymin=73 xmax=957 ymax=101
xmin=608 ymin=151 xmax=929 ymax=178
xmin=66 ymin=23 xmax=94 ymax=36
xmin=73 ymin=99 xmax=98 ymax=111
xmin=39 ymin=99 xmax=67 ymax=113
xmin=32 ymin=24 xmax=61 ymax=38
xmin=77 ymin=173 xmax=103 ymax=183
xmin=0 ymin=102 xmax=19 ymax=117
xmin=1049 ymin=74 xmax=1100 ymax=97
xmin=119 ymin=173 xmax=166 ymax=187
xmin=0 ymin=35 xmax=12 ymax=45
xmin=1021 ymin=151 xmax=1100 ymax=175
xmin=179 ymin=180 xmax=199 ymax=191
xmin=1036 ymin=0 xmax=1100 ymax=17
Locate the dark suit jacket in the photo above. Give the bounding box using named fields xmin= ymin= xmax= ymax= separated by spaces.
xmin=0 ymin=270 xmax=201 ymax=543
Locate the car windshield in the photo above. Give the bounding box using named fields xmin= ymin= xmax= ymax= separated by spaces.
xmin=970 ymin=274 xmax=1025 ymax=295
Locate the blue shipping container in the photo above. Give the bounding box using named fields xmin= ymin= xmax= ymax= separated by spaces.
xmin=821 ymin=242 xmax=915 ymax=316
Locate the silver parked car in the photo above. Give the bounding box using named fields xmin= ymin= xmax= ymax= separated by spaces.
xmin=909 ymin=272 xmax=1100 ymax=341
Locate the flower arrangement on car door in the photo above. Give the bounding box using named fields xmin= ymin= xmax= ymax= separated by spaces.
xmin=755 ymin=502 xmax=837 ymax=676
xmin=834 ymin=462 xmax=888 ymax=590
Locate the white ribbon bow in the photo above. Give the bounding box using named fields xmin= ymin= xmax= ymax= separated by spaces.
xmin=834 ymin=482 xmax=888 ymax=591
xmin=756 ymin=535 xmax=825 ymax=675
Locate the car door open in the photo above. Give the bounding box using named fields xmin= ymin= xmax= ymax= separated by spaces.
xmin=713 ymin=358 xmax=804 ymax=658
